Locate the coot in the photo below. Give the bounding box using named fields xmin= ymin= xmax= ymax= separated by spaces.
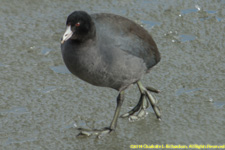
xmin=61 ymin=11 xmax=161 ymax=137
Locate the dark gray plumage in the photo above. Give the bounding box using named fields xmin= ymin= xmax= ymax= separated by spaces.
xmin=61 ymin=11 xmax=161 ymax=137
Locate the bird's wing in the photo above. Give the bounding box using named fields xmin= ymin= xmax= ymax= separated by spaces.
xmin=91 ymin=13 xmax=160 ymax=70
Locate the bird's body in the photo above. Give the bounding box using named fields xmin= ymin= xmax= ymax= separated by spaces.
xmin=61 ymin=13 xmax=160 ymax=91
xmin=61 ymin=11 xmax=161 ymax=137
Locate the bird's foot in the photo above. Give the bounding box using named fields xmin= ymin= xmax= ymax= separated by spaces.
xmin=77 ymin=127 xmax=113 ymax=138
xmin=120 ymin=94 xmax=149 ymax=121
xmin=77 ymin=91 xmax=124 ymax=138
xmin=127 ymin=108 xmax=148 ymax=122
xmin=121 ymin=84 xmax=161 ymax=121
xmin=146 ymin=86 xmax=160 ymax=93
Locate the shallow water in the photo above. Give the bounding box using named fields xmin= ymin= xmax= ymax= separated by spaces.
xmin=0 ymin=0 xmax=224 ymax=149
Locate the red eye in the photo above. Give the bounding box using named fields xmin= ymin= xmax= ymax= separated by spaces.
xmin=75 ymin=22 xmax=80 ymax=27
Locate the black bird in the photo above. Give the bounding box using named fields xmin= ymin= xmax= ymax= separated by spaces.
xmin=61 ymin=11 xmax=161 ymax=137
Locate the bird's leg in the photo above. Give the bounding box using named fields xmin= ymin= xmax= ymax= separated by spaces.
xmin=77 ymin=91 xmax=125 ymax=138
xmin=121 ymin=81 xmax=161 ymax=121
